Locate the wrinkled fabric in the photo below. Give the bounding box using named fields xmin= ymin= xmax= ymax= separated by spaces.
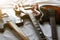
xmin=0 ymin=0 xmax=60 ymax=40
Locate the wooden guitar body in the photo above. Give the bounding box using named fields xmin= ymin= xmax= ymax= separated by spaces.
xmin=40 ymin=5 xmax=60 ymax=24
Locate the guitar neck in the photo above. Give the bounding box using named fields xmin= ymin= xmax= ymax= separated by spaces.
xmin=28 ymin=12 xmax=46 ymax=40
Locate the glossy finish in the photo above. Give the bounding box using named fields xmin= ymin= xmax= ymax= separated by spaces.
xmin=40 ymin=5 xmax=60 ymax=24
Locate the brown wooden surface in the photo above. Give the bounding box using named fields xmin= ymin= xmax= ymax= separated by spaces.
xmin=40 ymin=5 xmax=60 ymax=24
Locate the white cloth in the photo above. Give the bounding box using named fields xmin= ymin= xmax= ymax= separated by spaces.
xmin=0 ymin=0 xmax=60 ymax=40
